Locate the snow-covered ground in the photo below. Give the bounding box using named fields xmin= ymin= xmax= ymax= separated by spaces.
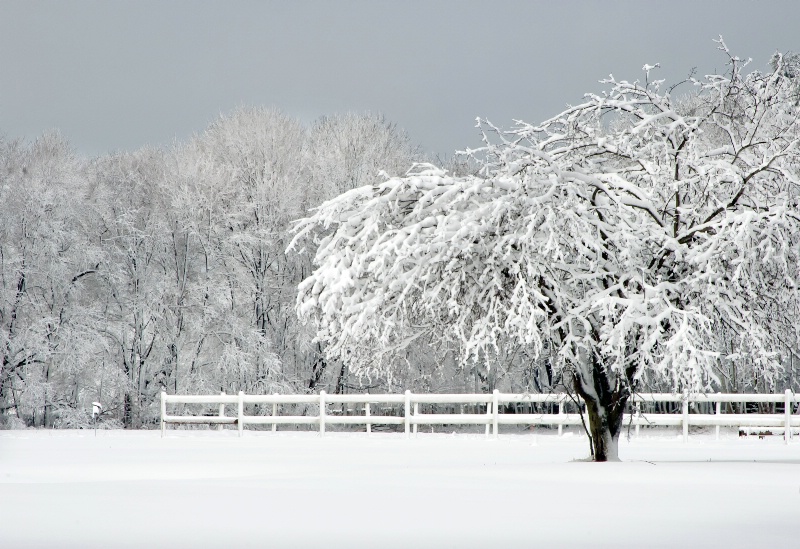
xmin=1 ymin=429 xmax=798 ymax=548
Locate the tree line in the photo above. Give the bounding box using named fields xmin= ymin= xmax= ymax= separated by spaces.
xmin=0 ymin=110 xmax=433 ymax=428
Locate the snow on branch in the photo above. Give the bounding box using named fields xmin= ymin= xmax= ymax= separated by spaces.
xmin=292 ymin=44 xmax=800 ymax=394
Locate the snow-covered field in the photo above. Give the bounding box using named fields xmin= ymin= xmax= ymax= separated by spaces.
xmin=1 ymin=429 xmax=798 ymax=548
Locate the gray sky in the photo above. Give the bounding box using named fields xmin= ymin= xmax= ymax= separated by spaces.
xmin=1 ymin=1 xmax=798 ymax=158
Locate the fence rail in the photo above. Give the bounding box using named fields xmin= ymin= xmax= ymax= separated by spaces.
xmin=160 ymin=390 xmax=800 ymax=443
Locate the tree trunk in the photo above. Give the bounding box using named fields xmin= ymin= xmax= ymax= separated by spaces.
xmin=308 ymin=343 xmax=327 ymax=391
xmin=573 ymin=374 xmax=628 ymax=462
xmin=123 ymin=392 xmax=133 ymax=428
xmin=43 ymin=361 xmax=52 ymax=427
xmin=582 ymin=394 xmax=625 ymax=461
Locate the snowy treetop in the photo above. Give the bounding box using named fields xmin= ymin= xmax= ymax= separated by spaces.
xmin=292 ymin=42 xmax=800 ymax=398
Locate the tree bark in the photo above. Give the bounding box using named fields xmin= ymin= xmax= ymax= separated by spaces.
xmin=123 ymin=392 xmax=133 ymax=428
xmin=572 ymin=367 xmax=628 ymax=462
xmin=581 ymin=390 xmax=625 ymax=461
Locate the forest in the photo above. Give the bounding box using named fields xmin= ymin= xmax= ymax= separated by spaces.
xmin=3 ymin=47 xmax=800 ymax=431
xmin=0 ymin=110 xmax=435 ymax=428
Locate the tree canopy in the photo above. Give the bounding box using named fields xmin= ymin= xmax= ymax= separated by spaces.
xmin=293 ymin=41 xmax=800 ymax=459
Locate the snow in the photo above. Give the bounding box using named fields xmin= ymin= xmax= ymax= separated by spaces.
xmin=1 ymin=429 xmax=798 ymax=548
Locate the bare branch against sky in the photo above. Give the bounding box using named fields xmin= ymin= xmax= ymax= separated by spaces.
xmin=1 ymin=0 xmax=798 ymax=157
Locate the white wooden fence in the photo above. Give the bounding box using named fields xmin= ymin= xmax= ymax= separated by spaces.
xmin=160 ymin=390 xmax=800 ymax=443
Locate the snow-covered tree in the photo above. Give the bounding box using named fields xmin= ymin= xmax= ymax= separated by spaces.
xmin=0 ymin=132 xmax=110 ymax=427
xmin=302 ymin=113 xmax=421 ymax=205
xmin=300 ymin=112 xmax=423 ymax=391
xmin=292 ymin=41 xmax=800 ymax=460
xmin=87 ymin=148 xmax=177 ymax=427
xmin=172 ymin=107 xmax=303 ymax=396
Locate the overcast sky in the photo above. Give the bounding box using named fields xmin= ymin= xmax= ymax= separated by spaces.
xmin=1 ymin=1 xmax=798 ymax=158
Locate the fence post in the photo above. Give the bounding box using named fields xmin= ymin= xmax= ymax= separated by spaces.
xmin=404 ymin=390 xmax=411 ymax=438
xmin=785 ymin=389 xmax=793 ymax=444
xmin=272 ymin=394 xmax=278 ymax=432
xmin=558 ymin=397 xmax=564 ymax=436
xmin=492 ymin=390 xmax=499 ymax=439
xmin=237 ymin=391 xmax=244 ymax=437
xmin=218 ymin=392 xmax=225 ymax=431
xmin=319 ymin=391 xmax=326 ymax=436
xmin=160 ymin=391 xmax=166 ymax=437
xmin=365 ymin=400 xmax=371 ymax=435
xmin=682 ymin=393 xmax=689 ymax=443
xmin=715 ymin=394 xmax=721 ymax=441
xmin=484 ymin=397 xmax=491 ymax=438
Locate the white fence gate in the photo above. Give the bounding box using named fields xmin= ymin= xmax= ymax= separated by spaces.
xmin=160 ymin=390 xmax=800 ymax=442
